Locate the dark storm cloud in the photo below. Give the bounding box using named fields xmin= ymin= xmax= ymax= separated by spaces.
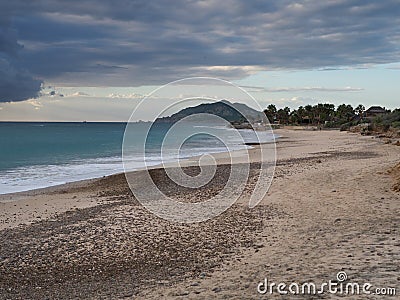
xmin=0 ymin=25 xmax=22 ymax=56
xmin=1 ymin=0 xmax=400 ymax=93
xmin=0 ymin=14 xmax=42 ymax=102
xmin=0 ymin=55 xmax=42 ymax=102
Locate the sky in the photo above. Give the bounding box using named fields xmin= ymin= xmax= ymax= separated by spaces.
xmin=0 ymin=0 xmax=399 ymax=121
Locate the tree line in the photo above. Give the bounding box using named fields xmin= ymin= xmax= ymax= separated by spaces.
xmin=263 ymin=103 xmax=368 ymax=127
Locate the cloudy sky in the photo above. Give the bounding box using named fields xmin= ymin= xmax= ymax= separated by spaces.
xmin=0 ymin=0 xmax=399 ymax=121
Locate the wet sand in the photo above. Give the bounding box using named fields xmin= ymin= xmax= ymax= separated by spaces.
xmin=0 ymin=129 xmax=399 ymax=299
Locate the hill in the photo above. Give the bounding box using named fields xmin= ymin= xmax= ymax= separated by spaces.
xmin=155 ymin=100 xmax=264 ymax=124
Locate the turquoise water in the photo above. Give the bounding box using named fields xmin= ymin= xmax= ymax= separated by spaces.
xmin=0 ymin=122 xmax=275 ymax=194
xmin=1 ymin=122 xmax=124 ymax=171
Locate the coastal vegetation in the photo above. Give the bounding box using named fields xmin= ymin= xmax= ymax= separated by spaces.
xmin=263 ymin=103 xmax=400 ymax=133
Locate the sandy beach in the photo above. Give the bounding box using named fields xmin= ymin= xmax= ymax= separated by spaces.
xmin=0 ymin=128 xmax=399 ymax=299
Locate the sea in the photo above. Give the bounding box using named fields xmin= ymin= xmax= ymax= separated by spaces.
xmin=0 ymin=122 xmax=276 ymax=194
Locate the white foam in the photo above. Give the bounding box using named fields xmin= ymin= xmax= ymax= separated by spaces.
xmin=0 ymin=128 xmax=277 ymax=195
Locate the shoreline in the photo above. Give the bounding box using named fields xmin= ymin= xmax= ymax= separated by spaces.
xmin=0 ymin=147 xmax=259 ymax=199
xmin=0 ymin=140 xmax=275 ymax=230
xmin=0 ymin=130 xmax=279 ymax=197
xmin=1 ymin=128 xmax=399 ymax=299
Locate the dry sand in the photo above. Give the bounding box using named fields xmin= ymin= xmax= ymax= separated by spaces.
xmin=0 ymin=128 xmax=399 ymax=299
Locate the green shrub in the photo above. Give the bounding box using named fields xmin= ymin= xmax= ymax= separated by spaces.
xmin=373 ymin=110 xmax=400 ymax=128
xmin=392 ymin=121 xmax=400 ymax=128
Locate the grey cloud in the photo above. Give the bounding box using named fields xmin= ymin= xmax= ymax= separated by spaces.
xmin=0 ymin=26 xmax=22 ymax=56
xmin=1 ymin=0 xmax=400 ymax=89
xmin=387 ymin=65 xmax=400 ymax=70
xmin=267 ymin=87 xmax=364 ymax=93
xmin=0 ymin=14 xmax=42 ymax=102
xmin=240 ymin=85 xmax=364 ymax=93
xmin=0 ymin=56 xmax=42 ymax=102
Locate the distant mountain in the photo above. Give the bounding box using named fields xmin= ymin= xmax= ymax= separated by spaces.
xmin=155 ymin=100 xmax=265 ymax=124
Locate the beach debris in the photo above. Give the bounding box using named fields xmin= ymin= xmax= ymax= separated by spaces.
xmin=212 ymin=287 xmax=222 ymax=293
